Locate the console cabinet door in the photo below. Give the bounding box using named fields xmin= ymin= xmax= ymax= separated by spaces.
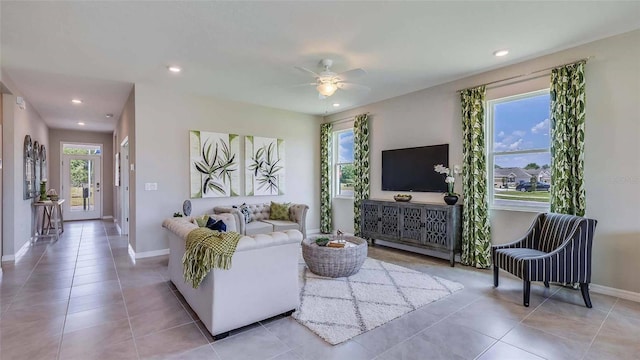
xmin=380 ymin=204 xmax=400 ymax=239
xmin=422 ymin=208 xmax=449 ymax=250
xmin=400 ymin=205 xmax=424 ymax=245
xmin=361 ymin=202 xmax=381 ymax=237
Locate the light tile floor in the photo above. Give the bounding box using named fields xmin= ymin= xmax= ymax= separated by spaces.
xmin=1 ymin=220 xmax=638 ymax=359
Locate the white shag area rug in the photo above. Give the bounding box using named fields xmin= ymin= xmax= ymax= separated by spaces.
xmin=292 ymin=258 xmax=463 ymax=345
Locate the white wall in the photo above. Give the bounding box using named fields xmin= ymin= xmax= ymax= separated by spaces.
xmin=1 ymin=72 xmax=49 ymax=260
xmin=133 ymin=84 xmax=320 ymax=254
xmin=326 ymin=30 xmax=640 ymax=293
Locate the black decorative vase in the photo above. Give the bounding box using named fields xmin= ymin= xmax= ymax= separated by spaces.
xmin=444 ymin=195 xmax=458 ymax=205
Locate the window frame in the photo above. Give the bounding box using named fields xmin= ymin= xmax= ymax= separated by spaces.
xmin=333 ymin=128 xmax=355 ymax=199
xmin=486 ymin=88 xmax=551 ymax=212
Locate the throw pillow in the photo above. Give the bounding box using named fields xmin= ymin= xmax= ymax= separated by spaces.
xmin=269 ymin=201 xmax=291 ymax=221
xmin=239 ymin=204 xmax=253 ymax=224
xmin=205 ymin=217 xmax=227 ymax=232
xmin=194 ymin=215 xmax=210 ymax=228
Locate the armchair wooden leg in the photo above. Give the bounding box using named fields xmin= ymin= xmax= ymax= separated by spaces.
xmin=523 ymin=280 xmax=531 ymax=307
xmin=544 ymin=281 xmax=549 ymax=288
xmin=493 ymin=266 xmax=499 ymax=287
xmin=580 ymin=283 xmax=593 ymax=308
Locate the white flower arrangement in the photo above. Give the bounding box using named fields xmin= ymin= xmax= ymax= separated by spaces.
xmin=434 ymin=164 xmax=461 ymax=196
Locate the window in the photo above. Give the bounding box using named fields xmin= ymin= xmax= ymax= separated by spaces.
xmin=62 ymin=143 xmax=101 ymax=155
xmin=334 ymin=129 xmax=354 ymax=197
xmin=487 ymin=89 xmax=551 ymax=210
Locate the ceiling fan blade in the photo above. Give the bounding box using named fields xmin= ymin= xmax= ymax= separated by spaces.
xmin=336 ymin=68 xmax=366 ymax=81
xmin=294 ymin=66 xmax=320 ymax=78
xmin=290 ymin=83 xmax=317 ymax=88
xmin=337 ymin=82 xmax=370 ymax=92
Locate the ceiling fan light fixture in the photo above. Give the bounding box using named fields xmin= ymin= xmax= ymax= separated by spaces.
xmin=493 ymin=49 xmax=509 ymax=57
xmin=317 ymin=82 xmax=337 ymax=97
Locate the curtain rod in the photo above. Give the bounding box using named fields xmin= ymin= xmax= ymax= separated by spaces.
xmin=325 ymin=112 xmax=370 ymax=125
xmin=457 ymin=56 xmax=592 ymax=93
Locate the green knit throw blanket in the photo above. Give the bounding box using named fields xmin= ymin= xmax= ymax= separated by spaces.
xmin=183 ymin=228 xmax=241 ymax=289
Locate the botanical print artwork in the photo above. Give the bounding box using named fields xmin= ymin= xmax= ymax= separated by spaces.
xmin=245 ymin=136 xmax=285 ymax=196
xmin=190 ymin=131 xmax=239 ymax=198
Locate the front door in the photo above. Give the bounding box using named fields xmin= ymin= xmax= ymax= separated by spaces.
xmin=62 ymin=153 xmax=102 ymax=221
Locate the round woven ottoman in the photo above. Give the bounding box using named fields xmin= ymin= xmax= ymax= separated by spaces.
xmin=302 ymin=235 xmax=368 ymax=278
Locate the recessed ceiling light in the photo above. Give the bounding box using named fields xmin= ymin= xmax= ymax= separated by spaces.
xmin=105 ymin=113 xmax=114 ymax=118
xmin=77 ymin=122 xmax=85 ymax=126
xmin=71 ymin=99 xmax=83 ymax=104
xmin=168 ymin=66 xmax=182 ymax=73
xmin=493 ymin=49 xmax=509 ymax=57
xmin=332 ymin=103 xmax=340 ymax=107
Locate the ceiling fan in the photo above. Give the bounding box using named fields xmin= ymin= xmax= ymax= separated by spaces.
xmin=295 ymin=59 xmax=369 ymax=99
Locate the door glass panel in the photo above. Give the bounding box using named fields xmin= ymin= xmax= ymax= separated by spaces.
xmin=69 ymin=158 xmax=95 ymax=212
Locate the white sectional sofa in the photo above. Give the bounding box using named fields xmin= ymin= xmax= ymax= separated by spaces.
xmin=162 ymin=213 xmax=301 ymax=339
xmin=213 ymin=203 xmax=308 ymax=238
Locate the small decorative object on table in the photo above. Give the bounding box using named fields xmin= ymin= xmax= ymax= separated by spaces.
xmin=434 ymin=164 xmax=461 ymax=205
xmin=40 ymin=179 xmax=48 ymax=200
xmin=393 ymin=194 xmax=412 ymax=202
xmin=47 ymin=189 xmax=59 ymax=201
xmin=173 ymin=212 xmax=183 ymax=217
xmin=315 ymin=237 xmax=330 ymax=246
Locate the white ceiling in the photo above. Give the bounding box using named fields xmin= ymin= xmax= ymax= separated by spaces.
xmin=2 ymin=1 xmax=639 ymax=132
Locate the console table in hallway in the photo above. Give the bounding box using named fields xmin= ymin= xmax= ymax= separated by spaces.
xmin=32 ymin=199 xmax=65 ymax=242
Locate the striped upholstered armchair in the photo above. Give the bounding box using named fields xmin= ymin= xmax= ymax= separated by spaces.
xmin=492 ymin=213 xmax=597 ymax=307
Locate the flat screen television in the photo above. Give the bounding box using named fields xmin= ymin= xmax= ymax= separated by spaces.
xmin=382 ymin=144 xmax=449 ymax=192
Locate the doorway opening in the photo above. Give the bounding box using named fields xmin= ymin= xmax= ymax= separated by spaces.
xmin=61 ymin=143 xmax=102 ymax=221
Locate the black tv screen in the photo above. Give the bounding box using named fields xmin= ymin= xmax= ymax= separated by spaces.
xmin=382 ymin=144 xmax=449 ymax=192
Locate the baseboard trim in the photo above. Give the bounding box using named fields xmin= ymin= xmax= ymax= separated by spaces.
xmin=128 ymin=244 xmax=136 ymax=263
xmin=2 ymin=240 xmax=32 ymax=262
xmin=128 ymin=245 xmax=170 ymax=260
xmin=590 ymin=283 xmax=640 ymax=303
xmin=307 ymin=228 xmax=321 ymax=235
xmin=102 ymin=215 xmax=114 ymax=220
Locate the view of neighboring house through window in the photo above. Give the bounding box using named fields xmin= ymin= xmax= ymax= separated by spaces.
xmin=487 ymin=89 xmax=551 ymax=209
xmin=334 ymin=129 xmax=355 ymax=197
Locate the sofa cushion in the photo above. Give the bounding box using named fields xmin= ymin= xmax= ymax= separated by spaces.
xmin=235 ymin=230 xmax=303 ymax=252
xmin=205 ymin=217 xmax=227 ymax=232
xmin=270 ymin=201 xmax=291 ymax=220
xmin=245 ymin=221 xmax=273 ymax=236
xmin=260 ymin=219 xmax=299 ymax=233
xmin=193 ymin=215 xmax=210 ymax=227
xmin=246 ymin=203 xmax=271 ymax=222
xmin=239 ymin=204 xmax=253 ymax=223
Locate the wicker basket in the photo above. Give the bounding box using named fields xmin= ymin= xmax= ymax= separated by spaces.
xmin=302 ymin=235 xmax=368 ymax=278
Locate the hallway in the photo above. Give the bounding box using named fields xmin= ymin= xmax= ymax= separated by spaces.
xmin=0 ymin=220 xmax=214 ymax=359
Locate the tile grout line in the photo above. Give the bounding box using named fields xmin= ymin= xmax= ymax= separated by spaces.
xmin=371 ymin=293 xmax=484 ymax=359
xmin=56 ymin=224 xmax=84 ymax=360
xmin=579 ymin=297 xmax=619 ymax=360
xmin=472 ymin=285 xmax=563 ymax=360
xmin=104 ymin=220 xmax=142 ymax=360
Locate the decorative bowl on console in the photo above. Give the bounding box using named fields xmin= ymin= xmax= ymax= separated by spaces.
xmin=393 ymin=194 xmax=412 ymax=202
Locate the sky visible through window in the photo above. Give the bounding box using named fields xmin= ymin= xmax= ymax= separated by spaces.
xmin=494 ymin=93 xmax=550 ymax=168
xmin=338 ymin=130 xmax=354 ymax=163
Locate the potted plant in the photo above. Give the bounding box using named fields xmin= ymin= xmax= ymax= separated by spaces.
xmin=434 ymin=164 xmax=461 ymax=205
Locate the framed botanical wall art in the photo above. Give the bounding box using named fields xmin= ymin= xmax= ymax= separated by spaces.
xmin=245 ymin=136 xmax=285 ymax=196
xmin=190 ymin=131 xmax=240 ymax=198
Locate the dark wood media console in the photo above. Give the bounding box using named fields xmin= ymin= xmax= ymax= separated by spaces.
xmin=361 ymin=199 xmax=462 ymax=266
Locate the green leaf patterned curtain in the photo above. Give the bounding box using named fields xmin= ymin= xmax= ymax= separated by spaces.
xmin=320 ymin=123 xmax=333 ymax=234
xmin=461 ymin=86 xmax=491 ymax=268
xmin=353 ymin=114 xmax=370 ymax=237
xmin=550 ymin=61 xmax=586 ymax=216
